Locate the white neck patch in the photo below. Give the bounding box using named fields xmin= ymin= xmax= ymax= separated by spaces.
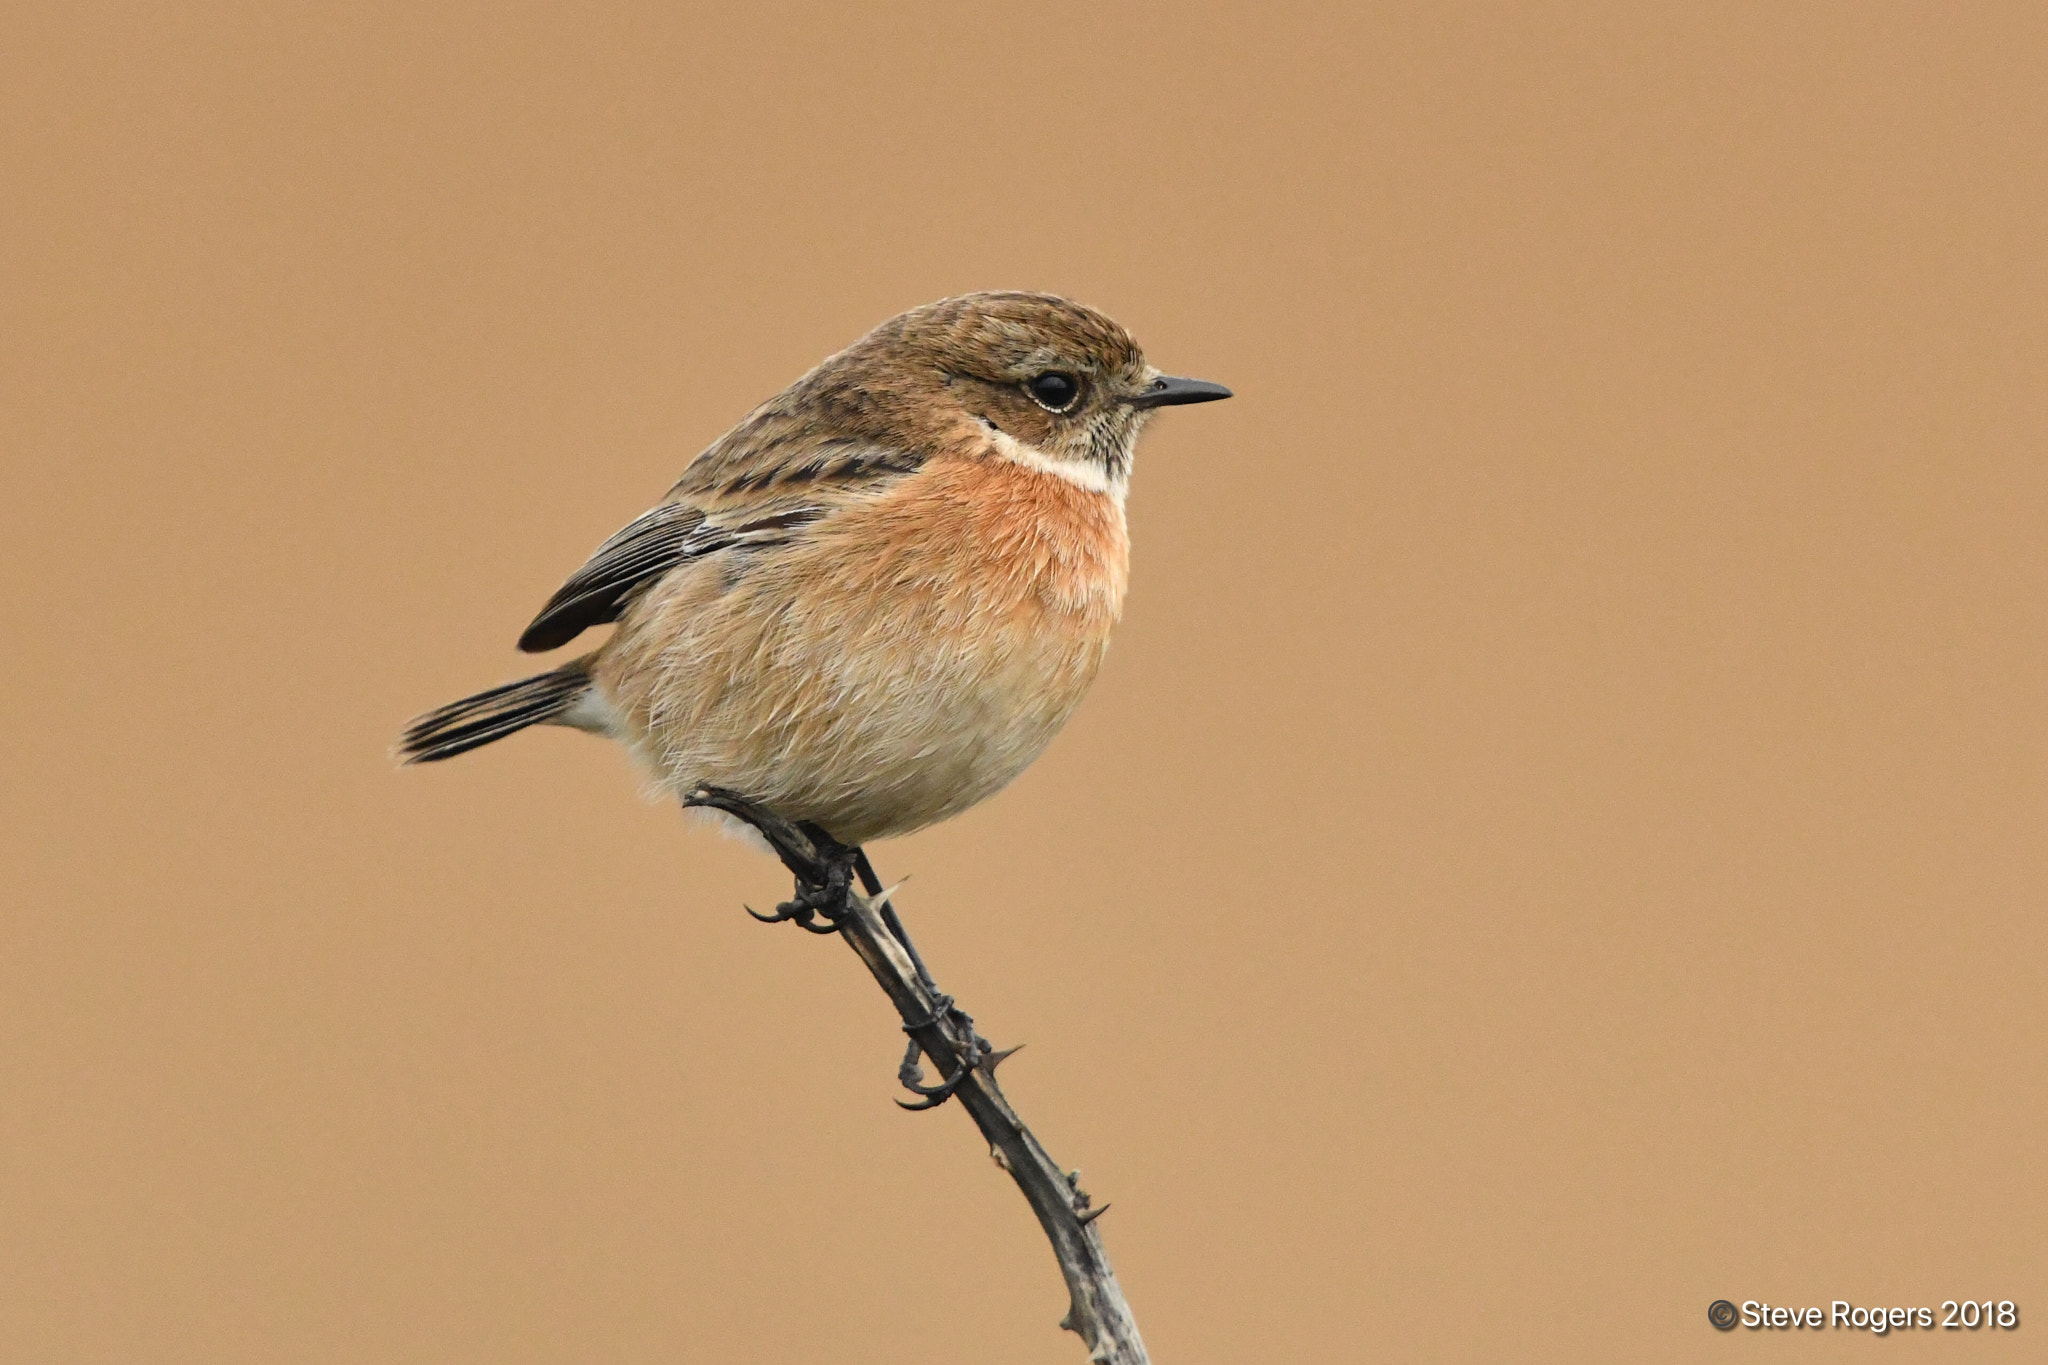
xmin=984 ymin=426 xmax=1127 ymax=502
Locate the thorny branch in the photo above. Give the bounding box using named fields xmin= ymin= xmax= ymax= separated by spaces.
xmin=684 ymin=786 xmax=1149 ymax=1365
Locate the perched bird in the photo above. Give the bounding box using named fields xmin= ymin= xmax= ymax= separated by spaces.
xmin=398 ymin=292 xmax=1229 ymax=850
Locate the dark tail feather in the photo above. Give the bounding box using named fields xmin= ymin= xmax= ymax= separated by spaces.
xmin=397 ymin=663 xmax=590 ymax=764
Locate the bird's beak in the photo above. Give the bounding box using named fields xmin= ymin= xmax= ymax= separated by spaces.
xmin=1125 ymin=375 xmax=1234 ymax=409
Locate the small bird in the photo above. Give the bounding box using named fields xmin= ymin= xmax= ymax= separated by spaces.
xmin=398 ymin=292 xmax=1229 ymax=851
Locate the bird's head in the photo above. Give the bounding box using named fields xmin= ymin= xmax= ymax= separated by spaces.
xmin=805 ymin=291 xmax=1231 ymax=492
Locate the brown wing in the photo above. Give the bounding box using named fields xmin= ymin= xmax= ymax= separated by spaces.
xmin=666 ymin=430 xmax=925 ymax=503
xmin=517 ymin=436 xmax=924 ymax=653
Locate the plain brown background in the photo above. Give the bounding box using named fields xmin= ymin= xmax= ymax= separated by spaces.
xmin=4 ymin=4 xmax=2042 ymax=1362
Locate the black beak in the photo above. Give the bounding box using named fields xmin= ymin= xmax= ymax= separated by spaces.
xmin=1125 ymin=375 xmax=1234 ymax=409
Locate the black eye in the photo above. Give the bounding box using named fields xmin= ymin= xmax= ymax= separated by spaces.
xmin=1026 ymin=372 xmax=1081 ymax=412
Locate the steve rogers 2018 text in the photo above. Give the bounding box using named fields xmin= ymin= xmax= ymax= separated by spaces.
xmin=1727 ymin=1300 xmax=2018 ymax=1333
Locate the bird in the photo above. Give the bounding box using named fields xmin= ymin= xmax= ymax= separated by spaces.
xmin=398 ymin=291 xmax=1229 ymax=872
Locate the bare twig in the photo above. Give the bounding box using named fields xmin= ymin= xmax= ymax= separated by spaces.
xmin=684 ymin=786 xmax=1149 ymax=1365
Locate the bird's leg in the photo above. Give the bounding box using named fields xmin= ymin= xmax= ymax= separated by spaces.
xmin=680 ymin=788 xmax=990 ymax=1111
xmin=854 ymin=848 xmax=986 ymax=1047
xmin=853 ymin=848 xmax=993 ymax=1110
xmin=852 ymin=849 xmax=944 ymax=998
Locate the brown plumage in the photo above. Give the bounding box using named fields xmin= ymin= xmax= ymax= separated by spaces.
xmin=399 ymin=291 xmax=1229 ymax=845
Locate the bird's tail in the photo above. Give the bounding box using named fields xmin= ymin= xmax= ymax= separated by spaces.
xmin=397 ymin=661 xmax=593 ymax=764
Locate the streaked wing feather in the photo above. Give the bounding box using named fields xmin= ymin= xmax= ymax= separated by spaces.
xmin=668 ymin=432 xmax=925 ymax=504
xmin=518 ymin=503 xmax=721 ymax=652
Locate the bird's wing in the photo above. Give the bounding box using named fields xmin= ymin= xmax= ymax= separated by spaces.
xmin=665 ymin=430 xmax=926 ymax=504
xmin=517 ymin=438 xmax=924 ymax=653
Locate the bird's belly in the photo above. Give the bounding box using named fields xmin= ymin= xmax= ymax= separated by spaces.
xmin=631 ymin=589 xmax=1110 ymax=843
xmin=775 ymin=624 xmax=1103 ymax=840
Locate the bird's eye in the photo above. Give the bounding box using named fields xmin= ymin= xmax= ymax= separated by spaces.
xmin=1026 ymin=372 xmax=1082 ymax=413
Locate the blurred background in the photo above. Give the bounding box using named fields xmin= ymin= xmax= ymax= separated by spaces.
xmin=3 ymin=4 xmax=2042 ymax=1361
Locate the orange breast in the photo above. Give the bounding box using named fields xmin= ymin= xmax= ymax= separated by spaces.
xmin=905 ymin=452 xmax=1130 ymax=621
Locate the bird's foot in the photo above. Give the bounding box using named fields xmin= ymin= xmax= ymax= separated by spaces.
xmin=745 ymin=845 xmax=855 ymax=935
xmin=896 ymin=1035 xmax=976 ymax=1110
xmin=893 ymin=994 xmax=1002 ymax=1111
xmin=682 ymin=788 xmax=860 ymax=935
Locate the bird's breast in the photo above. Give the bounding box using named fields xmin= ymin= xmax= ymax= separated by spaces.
xmin=597 ymin=450 xmax=1131 ymax=841
xmin=904 ymin=450 xmax=1131 ymax=623
xmin=788 ymin=449 xmax=1130 ymax=710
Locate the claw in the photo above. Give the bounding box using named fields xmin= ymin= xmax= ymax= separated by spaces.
xmin=895 ymin=1090 xmax=958 ymax=1112
xmin=895 ymin=1035 xmax=976 ymax=1111
xmin=745 ymin=896 xmax=838 ymax=933
xmin=900 ymin=1060 xmax=966 ymax=1096
xmin=740 ymin=839 xmax=858 ymax=935
xmin=895 ymin=1062 xmax=973 ymax=1110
